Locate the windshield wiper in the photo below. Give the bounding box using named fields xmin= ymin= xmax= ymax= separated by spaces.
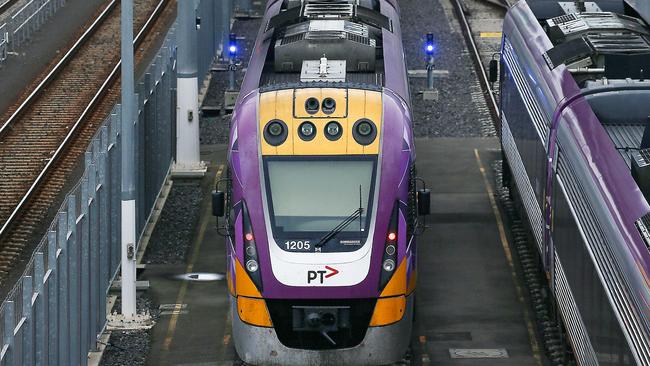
xmin=315 ymin=208 xmax=364 ymax=248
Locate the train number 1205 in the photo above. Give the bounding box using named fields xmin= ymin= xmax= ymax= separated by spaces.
xmin=285 ymin=240 xmax=311 ymax=251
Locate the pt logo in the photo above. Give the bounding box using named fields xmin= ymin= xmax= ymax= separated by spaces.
xmin=307 ymin=266 xmax=339 ymax=284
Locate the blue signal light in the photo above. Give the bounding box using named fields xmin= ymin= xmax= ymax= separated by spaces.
xmin=228 ymin=33 xmax=238 ymax=57
xmin=425 ymin=33 xmax=435 ymax=55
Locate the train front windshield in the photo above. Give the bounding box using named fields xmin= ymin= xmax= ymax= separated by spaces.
xmin=264 ymin=157 xmax=377 ymax=242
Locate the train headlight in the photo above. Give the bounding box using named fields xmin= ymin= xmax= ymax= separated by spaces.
xmin=299 ymin=121 xmax=316 ymax=141
xmin=383 ymin=259 xmax=396 ymax=272
xmin=268 ymin=122 xmax=283 ymax=136
xmin=322 ymin=97 xmax=336 ymax=114
xmin=264 ymin=119 xmax=288 ymax=146
xmin=357 ymin=121 xmax=373 ymax=136
xmin=325 ymin=121 xmax=343 ymax=141
xmin=386 ymin=244 xmax=396 ymax=256
xmin=305 ymin=97 xmax=320 ymax=114
xmin=246 ymin=259 xmax=259 ymax=273
xmin=353 ymin=119 xmax=377 ymax=145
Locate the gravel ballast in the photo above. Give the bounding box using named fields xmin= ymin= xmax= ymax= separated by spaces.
xmin=142 ymin=182 xmax=203 ymax=265
xmin=99 ymin=295 xmax=161 ymax=366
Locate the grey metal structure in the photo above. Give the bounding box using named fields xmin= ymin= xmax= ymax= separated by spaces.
xmin=0 ymin=0 xmax=67 ymax=63
xmin=0 ymin=1 xmax=235 ymax=363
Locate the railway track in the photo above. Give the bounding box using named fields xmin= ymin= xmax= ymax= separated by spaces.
xmin=449 ymin=1 xmax=576 ymax=364
xmin=0 ymin=0 xmax=174 ymax=281
xmin=450 ymin=0 xmax=505 ymax=128
xmin=0 ymin=0 xmax=19 ymax=16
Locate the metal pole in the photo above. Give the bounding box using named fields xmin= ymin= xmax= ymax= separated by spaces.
xmin=175 ymin=0 xmax=201 ymax=170
xmin=120 ymin=0 xmax=137 ymax=318
xmin=229 ymin=58 xmax=236 ymax=91
xmin=427 ymin=56 xmax=435 ymax=90
xmin=221 ymin=0 xmax=232 ymax=59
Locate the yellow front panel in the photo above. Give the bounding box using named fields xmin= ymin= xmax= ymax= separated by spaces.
xmin=259 ymin=87 xmax=383 ymax=156
xmin=363 ymin=91 xmax=383 ymax=155
xmin=259 ymin=92 xmax=278 ymax=156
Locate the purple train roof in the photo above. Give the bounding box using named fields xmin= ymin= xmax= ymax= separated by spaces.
xmin=239 ymin=0 xmax=410 ymax=103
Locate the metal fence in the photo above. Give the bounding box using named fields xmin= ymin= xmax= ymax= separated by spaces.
xmin=0 ymin=22 xmax=7 ymax=61
xmin=0 ymin=26 xmax=177 ymax=366
xmin=0 ymin=1 xmax=236 ymax=363
xmin=0 ymin=0 xmax=66 ymax=63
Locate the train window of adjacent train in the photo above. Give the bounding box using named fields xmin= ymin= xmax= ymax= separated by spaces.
xmin=263 ymin=157 xmax=377 ymax=237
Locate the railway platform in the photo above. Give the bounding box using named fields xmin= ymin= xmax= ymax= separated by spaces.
xmin=141 ymin=137 xmax=545 ymax=365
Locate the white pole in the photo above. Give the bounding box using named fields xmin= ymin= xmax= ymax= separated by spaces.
xmin=120 ymin=0 xmax=137 ymax=317
xmin=176 ymin=0 xmax=201 ymax=168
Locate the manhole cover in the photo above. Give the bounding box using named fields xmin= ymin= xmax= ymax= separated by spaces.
xmin=449 ymin=348 xmax=509 ymax=359
xmin=175 ymin=272 xmax=225 ymax=282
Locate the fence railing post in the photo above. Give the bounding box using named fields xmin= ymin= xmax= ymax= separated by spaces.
xmin=67 ymin=195 xmax=80 ymax=366
xmin=88 ymin=155 xmax=100 ymax=343
xmin=80 ymin=168 xmax=90 ymax=357
xmin=47 ymin=231 xmax=57 ymax=365
xmin=98 ymin=127 xmax=109 ymax=333
xmin=21 ymin=276 xmax=33 ymax=366
xmin=3 ymin=301 xmax=14 ymax=365
xmin=33 ymin=253 xmax=45 ymax=366
xmin=57 ymin=210 xmax=69 ymax=366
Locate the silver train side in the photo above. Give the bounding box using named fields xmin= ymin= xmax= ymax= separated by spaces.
xmin=498 ymin=0 xmax=650 ymax=364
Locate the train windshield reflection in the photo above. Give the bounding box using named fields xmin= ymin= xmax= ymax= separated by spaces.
xmin=264 ymin=157 xmax=377 ymax=236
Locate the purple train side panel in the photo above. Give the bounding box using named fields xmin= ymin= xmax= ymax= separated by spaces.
xmin=499 ymin=0 xmax=650 ymax=364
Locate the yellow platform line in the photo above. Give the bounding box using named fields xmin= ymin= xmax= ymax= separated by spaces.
xmin=474 ymin=149 xmax=542 ymax=366
xmin=480 ymin=32 xmax=502 ymax=38
xmin=162 ymin=164 xmax=225 ymax=352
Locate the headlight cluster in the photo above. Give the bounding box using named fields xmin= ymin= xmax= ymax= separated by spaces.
xmin=304 ymin=97 xmax=337 ymax=115
xmin=242 ymin=203 xmax=262 ymax=290
xmin=379 ymin=203 xmax=400 ymax=291
xmin=263 ymin=118 xmax=377 ymax=145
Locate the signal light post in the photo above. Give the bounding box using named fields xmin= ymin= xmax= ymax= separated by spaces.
xmin=422 ymin=33 xmax=439 ymax=101
xmin=224 ymin=33 xmax=240 ymax=109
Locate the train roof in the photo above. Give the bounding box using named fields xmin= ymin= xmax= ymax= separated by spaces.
xmin=528 ymin=4 xmax=650 ymax=166
xmin=239 ymin=0 xmax=409 ymax=102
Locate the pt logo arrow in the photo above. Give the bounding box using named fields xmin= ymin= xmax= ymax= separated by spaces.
xmin=307 ymin=266 xmax=340 ymax=284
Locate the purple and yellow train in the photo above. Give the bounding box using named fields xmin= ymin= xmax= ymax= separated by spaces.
xmin=211 ymin=1 xmax=429 ymax=364
xmin=497 ymin=0 xmax=650 ymax=364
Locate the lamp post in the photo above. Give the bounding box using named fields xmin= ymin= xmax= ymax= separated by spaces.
xmin=120 ymin=0 xmax=137 ymax=318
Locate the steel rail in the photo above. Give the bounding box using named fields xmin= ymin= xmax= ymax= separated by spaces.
xmin=450 ymin=0 xmax=501 ymax=133
xmin=0 ymin=0 xmax=19 ymax=15
xmin=0 ymin=0 xmax=169 ymax=240
xmin=0 ymin=0 xmax=118 ymax=137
